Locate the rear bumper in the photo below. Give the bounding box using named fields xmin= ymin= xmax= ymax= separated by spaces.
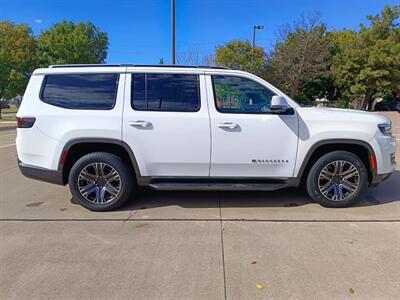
xmin=18 ymin=159 xmax=64 ymax=185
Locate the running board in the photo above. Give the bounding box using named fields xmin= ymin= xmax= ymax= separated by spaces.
xmin=148 ymin=182 xmax=288 ymax=191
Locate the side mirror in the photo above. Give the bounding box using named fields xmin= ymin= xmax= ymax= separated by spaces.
xmin=270 ymin=96 xmax=291 ymax=114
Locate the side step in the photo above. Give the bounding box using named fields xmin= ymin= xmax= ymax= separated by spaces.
xmin=148 ymin=182 xmax=288 ymax=191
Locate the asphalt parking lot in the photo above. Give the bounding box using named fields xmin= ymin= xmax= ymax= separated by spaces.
xmin=1 ymin=112 xmax=399 ymax=299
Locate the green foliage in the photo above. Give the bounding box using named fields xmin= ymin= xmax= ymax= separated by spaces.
xmin=214 ymin=82 xmax=247 ymax=109
xmin=296 ymin=75 xmax=340 ymax=104
xmin=159 ymin=58 xmax=164 ymax=64
xmin=331 ymin=5 xmax=400 ymax=110
xmin=0 ymin=21 xmax=36 ymax=100
xmin=37 ymin=21 xmax=108 ymax=67
xmin=214 ymin=5 xmax=399 ymax=110
xmin=264 ymin=13 xmax=333 ymax=101
xmin=1 ymin=5 xmax=398 ymax=112
xmin=215 ymin=40 xmax=266 ymax=75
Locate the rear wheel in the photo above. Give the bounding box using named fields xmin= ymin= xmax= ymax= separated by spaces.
xmin=306 ymin=151 xmax=368 ymax=207
xmin=69 ymin=152 xmax=135 ymax=211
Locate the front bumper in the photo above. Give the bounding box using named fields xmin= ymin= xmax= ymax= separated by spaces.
xmin=368 ymin=133 xmax=396 ymax=187
xmin=374 ymin=134 xmax=396 ymax=174
xmin=18 ymin=159 xmax=64 ymax=185
xmin=370 ymin=172 xmax=393 ymax=187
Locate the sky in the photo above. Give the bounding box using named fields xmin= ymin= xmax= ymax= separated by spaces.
xmin=1 ymin=0 xmax=398 ymax=64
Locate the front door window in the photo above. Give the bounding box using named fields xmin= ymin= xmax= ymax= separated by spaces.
xmin=212 ymin=75 xmax=276 ymax=114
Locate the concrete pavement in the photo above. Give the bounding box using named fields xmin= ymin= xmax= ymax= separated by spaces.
xmin=1 ymin=113 xmax=399 ymax=299
xmin=223 ymin=221 xmax=400 ymax=300
xmin=1 ymin=221 xmax=225 ymax=300
xmin=1 ymin=220 xmax=399 ymax=300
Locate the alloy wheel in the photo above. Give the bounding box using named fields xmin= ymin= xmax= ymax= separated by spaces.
xmin=318 ymin=160 xmax=360 ymax=201
xmin=77 ymin=162 xmax=121 ymax=204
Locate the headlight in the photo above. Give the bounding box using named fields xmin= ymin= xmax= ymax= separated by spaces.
xmin=378 ymin=123 xmax=392 ymax=136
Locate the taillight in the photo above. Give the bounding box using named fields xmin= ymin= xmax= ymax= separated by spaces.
xmin=17 ymin=117 xmax=36 ymax=128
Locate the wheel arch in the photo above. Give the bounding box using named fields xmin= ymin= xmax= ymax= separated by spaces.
xmin=59 ymin=138 xmax=143 ymax=185
xmin=297 ymin=139 xmax=376 ymax=186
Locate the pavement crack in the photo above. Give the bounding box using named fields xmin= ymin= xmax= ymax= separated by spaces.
xmin=124 ymin=209 xmax=137 ymax=222
xmin=0 ymin=218 xmax=398 ymax=222
xmin=218 ymin=194 xmax=227 ymax=300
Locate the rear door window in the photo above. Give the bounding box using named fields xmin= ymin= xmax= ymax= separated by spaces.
xmin=131 ymin=73 xmax=200 ymax=112
xmin=41 ymin=73 xmax=119 ymax=109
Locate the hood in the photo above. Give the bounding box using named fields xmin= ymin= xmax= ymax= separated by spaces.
xmin=296 ymin=107 xmax=391 ymax=125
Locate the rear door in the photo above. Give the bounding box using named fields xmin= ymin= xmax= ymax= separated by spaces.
xmin=122 ymin=69 xmax=210 ymax=177
xmin=205 ymin=73 xmax=299 ymax=178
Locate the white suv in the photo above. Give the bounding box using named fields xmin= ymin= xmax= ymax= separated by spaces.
xmin=16 ymin=64 xmax=397 ymax=211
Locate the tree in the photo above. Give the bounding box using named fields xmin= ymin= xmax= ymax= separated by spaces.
xmin=176 ymin=46 xmax=216 ymax=66
xmin=158 ymin=58 xmax=164 ymax=64
xmin=177 ymin=46 xmax=201 ymax=65
xmin=331 ymin=5 xmax=400 ymax=110
xmin=264 ymin=13 xmax=333 ymax=102
xmin=37 ymin=21 xmax=108 ymax=67
xmin=0 ymin=21 xmax=36 ymax=105
xmin=202 ymin=53 xmax=216 ymax=66
xmin=215 ymin=40 xmax=266 ymax=75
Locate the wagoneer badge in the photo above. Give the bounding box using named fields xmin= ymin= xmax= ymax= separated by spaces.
xmin=252 ymin=159 xmax=289 ymax=164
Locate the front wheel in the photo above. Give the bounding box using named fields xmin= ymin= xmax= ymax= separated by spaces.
xmin=306 ymin=151 xmax=368 ymax=208
xmin=69 ymin=152 xmax=135 ymax=211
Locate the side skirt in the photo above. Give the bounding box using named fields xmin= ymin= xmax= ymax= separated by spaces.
xmin=143 ymin=177 xmax=300 ymax=191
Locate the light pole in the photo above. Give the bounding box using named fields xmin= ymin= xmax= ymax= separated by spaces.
xmin=252 ymin=25 xmax=264 ymax=69
xmin=171 ymin=0 xmax=176 ymax=64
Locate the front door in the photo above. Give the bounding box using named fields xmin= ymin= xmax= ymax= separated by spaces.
xmin=123 ymin=71 xmax=210 ymax=177
xmin=206 ymin=73 xmax=299 ymax=178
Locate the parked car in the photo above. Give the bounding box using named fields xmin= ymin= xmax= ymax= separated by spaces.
xmin=16 ymin=64 xmax=397 ymax=211
xmin=374 ymin=98 xmax=400 ymax=112
xmin=0 ymin=102 xmax=10 ymax=109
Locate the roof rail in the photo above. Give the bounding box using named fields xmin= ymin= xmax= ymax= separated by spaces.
xmin=49 ymin=64 xmax=231 ymax=70
xmin=129 ymin=64 xmax=231 ymax=70
xmin=49 ymin=64 xmax=122 ymax=68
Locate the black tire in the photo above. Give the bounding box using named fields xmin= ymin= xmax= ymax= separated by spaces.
xmin=69 ymin=152 xmax=135 ymax=211
xmin=306 ymin=151 xmax=368 ymax=208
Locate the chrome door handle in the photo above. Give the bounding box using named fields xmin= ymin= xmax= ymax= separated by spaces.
xmin=217 ymin=122 xmax=238 ymax=129
xmin=129 ymin=120 xmax=152 ymax=128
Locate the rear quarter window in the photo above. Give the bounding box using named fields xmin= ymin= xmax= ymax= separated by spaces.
xmin=40 ymin=73 xmax=119 ymax=109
